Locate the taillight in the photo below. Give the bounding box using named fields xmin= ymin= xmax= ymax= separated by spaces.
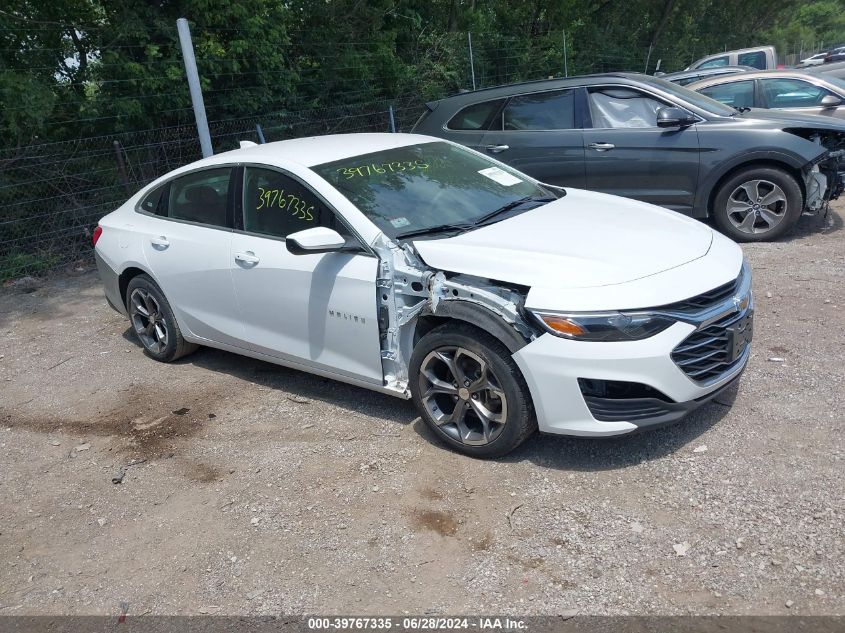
xmin=92 ymin=225 xmax=103 ymax=246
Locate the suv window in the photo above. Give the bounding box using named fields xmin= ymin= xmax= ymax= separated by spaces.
xmin=499 ymin=89 xmax=575 ymax=130
xmin=242 ymin=167 xmax=349 ymax=240
xmin=139 ymin=184 xmax=167 ymax=216
xmin=698 ymin=55 xmax=729 ymax=69
xmin=738 ymin=50 xmax=766 ymax=69
xmin=168 ymin=168 xmax=231 ymax=227
xmin=446 ymin=99 xmax=505 ymax=130
xmin=587 ymin=87 xmax=667 ymax=128
xmin=760 ymin=78 xmax=834 ymax=108
xmin=698 ymin=80 xmax=755 ymax=109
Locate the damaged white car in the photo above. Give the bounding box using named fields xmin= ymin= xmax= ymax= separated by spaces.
xmin=94 ymin=134 xmax=753 ymax=457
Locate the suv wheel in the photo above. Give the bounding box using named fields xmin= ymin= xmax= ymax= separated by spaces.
xmin=126 ymin=274 xmax=198 ymax=362
xmin=712 ymin=166 xmax=803 ymax=242
xmin=409 ymin=323 xmax=536 ymax=458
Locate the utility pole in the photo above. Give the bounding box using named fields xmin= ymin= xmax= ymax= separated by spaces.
xmin=563 ymin=30 xmax=568 ymax=77
xmin=468 ymin=32 xmax=477 ymax=90
xmin=177 ymin=18 xmax=212 ymax=158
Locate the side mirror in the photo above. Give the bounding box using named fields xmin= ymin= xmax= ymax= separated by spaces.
xmin=286 ymin=227 xmax=345 ymax=255
xmin=657 ymin=107 xmax=697 ymax=128
xmin=820 ymin=94 xmax=842 ymax=108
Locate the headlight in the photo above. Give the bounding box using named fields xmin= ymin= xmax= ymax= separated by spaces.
xmin=531 ymin=310 xmax=675 ymax=341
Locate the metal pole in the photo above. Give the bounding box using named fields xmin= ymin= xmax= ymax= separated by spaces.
xmin=112 ymin=140 xmax=131 ymax=196
xmin=255 ymin=123 xmax=266 ymax=144
xmin=388 ymin=105 xmax=396 ymax=133
xmin=177 ymin=18 xmax=212 ymax=158
xmin=644 ymin=43 xmax=653 ymax=73
xmin=563 ymin=30 xmax=568 ymax=77
xmin=468 ymin=32 xmax=476 ymax=90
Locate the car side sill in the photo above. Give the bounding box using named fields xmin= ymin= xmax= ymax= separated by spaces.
xmin=184 ymin=334 xmax=411 ymax=399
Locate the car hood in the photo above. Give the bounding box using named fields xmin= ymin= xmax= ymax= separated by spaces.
xmin=411 ymin=188 xmax=714 ymax=292
xmin=737 ymin=108 xmax=845 ymax=132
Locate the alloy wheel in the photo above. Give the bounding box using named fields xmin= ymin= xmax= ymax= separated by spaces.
xmin=129 ymin=288 xmax=169 ymax=354
xmin=418 ymin=346 xmax=508 ymax=446
xmin=726 ymin=179 xmax=787 ymax=235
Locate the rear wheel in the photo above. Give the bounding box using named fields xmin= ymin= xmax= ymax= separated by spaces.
xmin=712 ymin=166 xmax=803 ymax=242
xmin=409 ymin=323 xmax=536 ymax=458
xmin=125 ymin=274 xmax=197 ymax=362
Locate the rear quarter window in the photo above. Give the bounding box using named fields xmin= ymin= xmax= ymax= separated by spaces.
xmin=446 ymin=99 xmax=505 ymax=130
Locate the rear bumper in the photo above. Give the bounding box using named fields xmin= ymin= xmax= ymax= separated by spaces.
xmin=94 ymin=250 xmax=126 ymax=316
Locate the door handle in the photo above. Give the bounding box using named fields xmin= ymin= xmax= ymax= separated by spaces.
xmin=234 ymin=251 xmax=260 ymax=266
xmin=484 ymin=144 xmax=510 ymax=153
xmin=588 ymin=142 xmax=615 ymax=152
xmin=150 ymin=236 xmax=169 ymax=250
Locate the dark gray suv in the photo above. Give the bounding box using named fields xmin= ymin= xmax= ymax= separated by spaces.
xmin=413 ymin=73 xmax=845 ymax=241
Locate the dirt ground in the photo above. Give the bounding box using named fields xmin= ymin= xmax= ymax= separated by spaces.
xmin=0 ymin=203 xmax=843 ymax=617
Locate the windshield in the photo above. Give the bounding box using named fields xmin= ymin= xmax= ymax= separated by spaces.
xmin=646 ymin=75 xmax=738 ymax=116
xmin=312 ymin=141 xmax=556 ymax=239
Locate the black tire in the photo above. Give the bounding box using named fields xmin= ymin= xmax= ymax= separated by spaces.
xmin=125 ymin=274 xmax=198 ymax=362
xmin=409 ymin=323 xmax=536 ymax=458
xmin=712 ymin=166 xmax=803 ymax=242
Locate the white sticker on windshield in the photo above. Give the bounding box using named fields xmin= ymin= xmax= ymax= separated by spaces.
xmin=390 ymin=217 xmax=411 ymax=228
xmin=478 ymin=166 xmax=522 ymax=187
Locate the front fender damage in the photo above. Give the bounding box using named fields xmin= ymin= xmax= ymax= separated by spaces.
xmin=371 ymin=234 xmax=537 ymax=395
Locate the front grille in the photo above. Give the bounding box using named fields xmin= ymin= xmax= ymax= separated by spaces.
xmin=671 ymin=310 xmax=750 ymax=383
xmin=661 ymin=277 xmax=739 ymax=312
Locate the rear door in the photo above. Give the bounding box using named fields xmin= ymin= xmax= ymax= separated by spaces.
xmin=479 ymin=88 xmax=586 ymax=188
xmin=139 ymin=167 xmax=244 ymax=345
xmin=582 ymin=86 xmax=700 ymax=214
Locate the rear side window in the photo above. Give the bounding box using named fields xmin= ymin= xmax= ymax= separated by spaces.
xmin=446 ymin=99 xmax=505 ymax=130
xmin=738 ymin=51 xmax=766 ymax=69
xmin=138 ymin=184 xmax=167 ymax=216
xmin=698 ymin=56 xmax=729 ymax=69
xmin=168 ymin=168 xmax=231 ymax=227
xmin=500 ymin=89 xmax=576 ymax=130
xmin=698 ymin=81 xmax=755 ymax=109
xmin=242 ymin=167 xmax=348 ymax=240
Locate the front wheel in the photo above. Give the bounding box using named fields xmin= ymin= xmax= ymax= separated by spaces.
xmin=712 ymin=166 xmax=803 ymax=242
xmin=409 ymin=323 xmax=536 ymax=458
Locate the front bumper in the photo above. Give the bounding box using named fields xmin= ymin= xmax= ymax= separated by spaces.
xmin=512 ymin=313 xmax=750 ymax=437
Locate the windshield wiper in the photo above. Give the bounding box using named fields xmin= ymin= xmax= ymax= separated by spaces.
xmin=396 ymin=223 xmax=474 ymax=240
xmin=473 ymin=195 xmax=556 ymax=226
xmin=733 ymin=106 xmax=751 ymax=114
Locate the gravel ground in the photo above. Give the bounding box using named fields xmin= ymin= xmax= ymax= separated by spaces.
xmin=0 ymin=204 xmax=843 ymax=617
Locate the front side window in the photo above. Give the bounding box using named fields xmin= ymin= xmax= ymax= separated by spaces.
xmin=242 ymin=167 xmax=347 ymax=239
xmin=760 ymin=78 xmax=834 ymax=108
xmin=312 ymin=141 xmax=556 ymax=240
xmin=499 ymin=89 xmax=576 ymax=130
xmin=168 ymin=168 xmax=231 ymax=227
xmin=446 ymin=99 xmax=505 ymax=130
xmin=699 ymin=81 xmax=755 ymax=109
xmin=738 ymin=51 xmax=766 ymax=69
xmin=697 ymin=55 xmax=729 ymax=69
xmin=587 ymin=87 xmax=667 ymax=128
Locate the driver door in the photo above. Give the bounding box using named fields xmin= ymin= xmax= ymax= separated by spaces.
xmin=230 ymin=166 xmax=383 ymax=384
xmin=582 ymin=86 xmax=700 ymax=214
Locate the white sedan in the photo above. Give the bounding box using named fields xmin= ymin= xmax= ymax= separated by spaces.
xmin=94 ymin=133 xmax=752 ymax=457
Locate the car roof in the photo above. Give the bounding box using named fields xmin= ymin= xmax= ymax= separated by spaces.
xmin=192 ymin=133 xmax=438 ymax=169
xmin=661 ymin=66 xmax=755 ymax=79
xmin=427 ymin=72 xmax=655 ymax=106
xmin=688 ymin=69 xmax=843 ymax=89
